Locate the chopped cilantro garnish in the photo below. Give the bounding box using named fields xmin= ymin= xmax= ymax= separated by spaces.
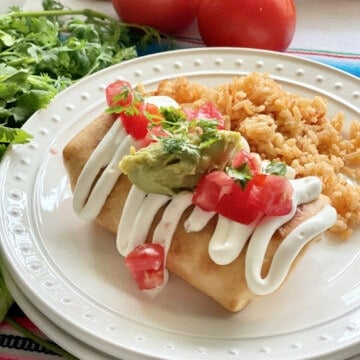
xmin=196 ymin=119 xmax=221 ymax=148
xmin=263 ymin=161 xmax=287 ymax=176
xmin=159 ymin=107 xmax=187 ymax=131
xmin=161 ymin=137 xmax=198 ymax=157
xmin=157 ymin=107 xmax=222 ymax=153
xmin=226 ymin=163 xmax=252 ymax=189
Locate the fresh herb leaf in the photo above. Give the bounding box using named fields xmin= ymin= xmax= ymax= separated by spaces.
xmin=0 ymin=125 xmax=32 ymax=144
xmin=196 ymin=119 xmax=221 ymax=149
xmin=159 ymin=107 xmax=221 ymax=149
xmin=263 ymin=160 xmax=287 ymax=176
xmin=161 ymin=137 xmax=198 ymax=158
xmin=227 ymin=163 xmax=253 ymax=189
xmin=0 ymin=124 xmax=32 ymax=158
xmin=160 ymin=107 xmax=187 ymax=131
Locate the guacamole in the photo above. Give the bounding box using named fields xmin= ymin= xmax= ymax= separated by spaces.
xmin=119 ymin=130 xmax=242 ymax=195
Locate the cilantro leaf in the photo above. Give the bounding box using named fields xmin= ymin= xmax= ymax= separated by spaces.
xmin=160 ymin=107 xmax=187 ymax=131
xmin=227 ymin=163 xmax=253 ymax=189
xmin=263 ymin=161 xmax=287 ymax=176
xmin=0 ymin=125 xmax=32 ymax=144
xmin=161 ymin=137 xmax=198 ymax=158
xmin=196 ymin=119 xmax=221 ymax=149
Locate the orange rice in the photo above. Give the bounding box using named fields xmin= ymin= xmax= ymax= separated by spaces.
xmin=151 ymin=73 xmax=360 ymax=239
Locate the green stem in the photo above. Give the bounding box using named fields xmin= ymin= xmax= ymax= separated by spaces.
xmin=0 ymin=8 xmax=166 ymax=40
xmin=5 ymin=316 xmax=79 ymax=360
xmin=0 ymin=8 xmax=113 ymax=22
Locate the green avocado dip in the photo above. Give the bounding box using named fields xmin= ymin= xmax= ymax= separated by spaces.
xmin=119 ymin=106 xmax=242 ymax=195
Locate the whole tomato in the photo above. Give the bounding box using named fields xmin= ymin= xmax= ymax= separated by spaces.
xmin=197 ymin=0 xmax=296 ymax=51
xmin=112 ymin=0 xmax=198 ymax=34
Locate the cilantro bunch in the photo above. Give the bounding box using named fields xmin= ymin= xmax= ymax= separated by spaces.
xmin=0 ymin=0 xmax=168 ymax=159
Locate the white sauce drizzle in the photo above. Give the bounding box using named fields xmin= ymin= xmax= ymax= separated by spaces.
xmin=245 ymin=204 xmax=336 ymax=295
xmin=152 ymin=193 xmax=193 ymax=253
xmin=117 ymin=189 xmax=170 ymax=256
xmin=184 ymin=206 xmax=215 ymax=232
xmin=208 ymin=215 xmax=262 ymax=265
xmin=72 ymin=96 xmax=338 ymax=297
xmin=244 ymin=176 xmax=337 ymax=295
xmin=73 ymin=121 xmax=138 ymax=220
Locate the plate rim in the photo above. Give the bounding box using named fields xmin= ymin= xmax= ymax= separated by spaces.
xmin=0 ymin=47 xmax=359 ymax=360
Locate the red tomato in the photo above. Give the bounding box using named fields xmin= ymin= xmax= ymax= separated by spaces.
xmin=192 ymin=171 xmax=233 ymax=212
xmin=185 ymin=102 xmax=226 ymax=130
xmin=105 ymin=80 xmax=133 ymax=107
xmin=121 ymin=103 xmax=161 ymax=140
xmin=232 ymin=150 xmax=261 ymax=175
xmin=192 ymin=171 xmax=260 ymax=224
xmin=125 ymin=243 xmax=165 ymax=290
xmin=141 ymin=125 xmax=168 ymax=147
xmin=217 ymin=181 xmax=260 ymax=224
xmin=197 ymin=0 xmax=296 ymax=51
xmin=120 ymin=106 xmax=148 ymax=140
xmin=246 ymin=173 xmax=293 ymax=215
xmin=112 ymin=0 xmax=199 ymax=34
xmin=143 ymin=103 xmax=163 ymax=125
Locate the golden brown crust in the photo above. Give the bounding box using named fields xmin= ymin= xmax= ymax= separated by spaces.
xmin=63 ymin=113 xmax=330 ymax=312
xmin=166 ymin=195 xmax=329 ymax=312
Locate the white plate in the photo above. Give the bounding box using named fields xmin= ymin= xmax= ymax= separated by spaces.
xmin=1 ymin=266 xmax=116 ymax=360
xmin=0 ymin=48 xmax=360 ymax=360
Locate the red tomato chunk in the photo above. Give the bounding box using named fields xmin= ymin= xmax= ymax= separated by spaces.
xmin=185 ymin=102 xmax=226 ymax=130
xmin=192 ymin=153 xmax=294 ymax=224
xmin=246 ymin=173 xmax=294 ymax=216
xmin=105 ymin=80 xmax=133 ymax=107
xmin=192 ymin=170 xmax=260 ymax=224
xmin=231 ymin=150 xmax=261 ymax=175
xmin=125 ymin=243 xmax=165 ymax=290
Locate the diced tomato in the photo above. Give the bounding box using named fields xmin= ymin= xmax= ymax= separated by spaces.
xmin=232 ymin=150 xmax=262 ymax=175
xmin=141 ymin=125 xmax=169 ymax=147
xmin=185 ymin=102 xmax=225 ymax=129
xmin=216 ymin=181 xmax=260 ymax=224
xmin=192 ymin=167 xmax=293 ymax=224
xmin=121 ymin=103 xmax=164 ymax=141
xmin=193 ymin=170 xmax=260 ymax=223
xmin=192 ymin=171 xmax=233 ymax=212
xmin=105 ymin=80 xmax=133 ymax=107
xmin=125 ymin=243 xmax=165 ymax=290
xmin=120 ymin=109 xmax=148 ymax=140
xmin=246 ymin=173 xmax=293 ymax=216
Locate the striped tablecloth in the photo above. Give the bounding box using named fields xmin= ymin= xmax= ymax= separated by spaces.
xmin=0 ymin=305 xmax=66 ymax=360
xmin=0 ymin=0 xmax=359 ymax=359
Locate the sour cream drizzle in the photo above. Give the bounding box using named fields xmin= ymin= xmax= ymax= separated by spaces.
xmin=72 ymin=96 xmax=337 ymax=296
xmin=73 ymin=121 xmax=137 ymax=221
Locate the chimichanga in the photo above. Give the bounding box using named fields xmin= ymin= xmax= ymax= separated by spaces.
xmin=63 ymin=102 xmax=336 ymax=312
